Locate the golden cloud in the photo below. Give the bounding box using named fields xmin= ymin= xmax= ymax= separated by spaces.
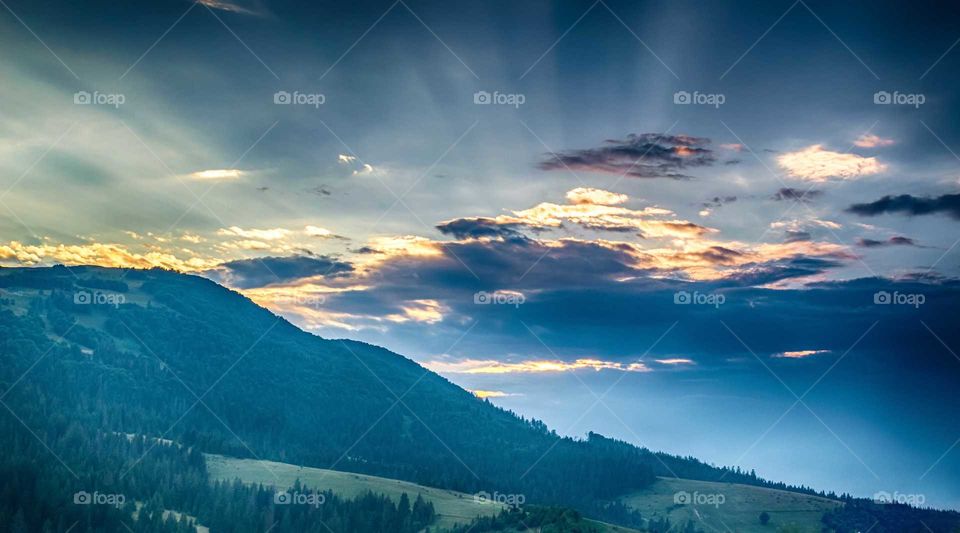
xmin=188 ymin=169 xmax=244 ymax=180
xmin=565 ymin=187 xmax=629 ymax=206
xmin=772 ymin=349 xmax=832 ymax=359
xmin=0 ymin=241 xmax=218 ymax=271
xmin=422 ymin=358 xmax=651 ymax=374
xmin=469 ymin=390 xmax=516 ymax=399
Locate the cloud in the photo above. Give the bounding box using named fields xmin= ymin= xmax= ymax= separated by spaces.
xmin=566 ymin=187 xmax=628 ymax=206
xmin=305 ymin=225 xmax=335 ymax=238
xmin=469 ymin=390 xmax=519 ymax=399
xmin=336 ymin=154 xmax=381 ymax=176
xmin=701 ymin=196 xmax=738 ymax=208
xmin=385 ymin=299 xmax=446 ymax=324
xmin=208 ymin=255 xmax=353 ymax=289
xmin=538 ymin=133 xmax=719 ymax=179
xmin=856 ymin=236 xmax=918 ymax=248
xmin=195 ymin=0 xmax=265 ymax=16
xmin=437 ymin=189 xmax=713 ymax=240
xmin=188 ymin=169 xmax=245 ymax=180
xmin=772 ymin=349 xmax=832 ymax=359
xmin=423 ymin=358 xmax=651 ymax=374
xmin=0 ymin=241 xmax=218 ymax=271
xmin=777 ymin=145 xmax=887 ymax=181
xmin=770 ymin=218 xmax=841 ymax=244
xmin=771 ymin=187 xmax=823 ymax=202
xmin=655 ymin=358 xmax=695 ymax=365
xmin=353 ymin=163 xmax=379 ymax=176
xmin=719 ymin=143 xmax=745 ymax=152
xmin=436 ymin=217 xmax=530 ymax=241
xmin=699 ymin=196 xmax=737 ymax=217
xmin=784 ymin=230 xmax=812 ymax=243
xmin=854 ymin=134 xmax=895 ymax=148
xmin=218 ymin=226 xmax=292 ymax=241
xmin=847 ymin=193 xmax=960 ymax=220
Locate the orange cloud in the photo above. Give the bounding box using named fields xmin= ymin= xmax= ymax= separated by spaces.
xmin=853 ymin=134 xmax=895 ymax=148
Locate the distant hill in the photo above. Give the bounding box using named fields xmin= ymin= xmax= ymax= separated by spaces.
xmin=621 ymin=477 xmax=840 ymax=532
xmin=1 ymin=265 xmax=957 ymax=532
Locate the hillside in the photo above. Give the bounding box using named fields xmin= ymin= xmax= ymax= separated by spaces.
xmin=621 ymin=477 xmax=840 ymax=533
xmin=0 ymin=265 xmax=662 ymax=509
xmin=205 ymin=453 xmax=505 ymax=530
xmin=207 ymin=452 xmax=644 ymax=532
xmin=1 ymin=265 xmax=957 ymax=532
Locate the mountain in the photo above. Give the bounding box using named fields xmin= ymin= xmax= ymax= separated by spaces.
xmin=1 ymin=265 xmax=957 ymax=532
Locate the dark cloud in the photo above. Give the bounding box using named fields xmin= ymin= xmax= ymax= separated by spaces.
xmin=538 ymin=133 xmax=719 ymax=179
xmin=856 ymin=236 xmax=918 ymax=248
xmin=307 ymin=185 xmax=333 ymax=197
xmin=721 ymin=256 xmax=846 ymax=287
xmin=784 ymin=230 xmax=812 ymax=243
xmin=688 ymin=246 xmax=744 ymax=265
xmin=772 ymin=188 xmax=823 ymax=202
xmin=701 ymin=196 xmax=738 ymax=209
xmin=436 ymin=217 xmax=529 ymax=241
xmin=847 ymin=193 xmax=960 ymax=219
xmin=207 ymin=255 xmax=353 ymax=289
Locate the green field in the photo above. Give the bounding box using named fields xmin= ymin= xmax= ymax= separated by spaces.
xmin=620 ymin=477 xmax=841 ymax=532
xmin=205 ymin=454 xmax=505 ymax=530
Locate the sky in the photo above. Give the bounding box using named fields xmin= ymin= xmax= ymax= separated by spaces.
xmin=2 ymin=0 xmax=960 ymax=509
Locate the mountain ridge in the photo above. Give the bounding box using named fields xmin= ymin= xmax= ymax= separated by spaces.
xmin=2 ymin=265 xmax=956 ymax=531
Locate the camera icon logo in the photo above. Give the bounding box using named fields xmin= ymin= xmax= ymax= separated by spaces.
xmin=274 ymin=91 xmax=292 ymax=105
xmin=474 ymin=91 xmax=491 ymax=105
xmin=873 ymin=291 xmax=891 ymax=304
xmin=673 ymin=91 xmax=691 ymax=104
xmin=474 ymin=291 xmax=490 ymax=304
xmin=873 ymin=91 xmax=891 ymax=104
xmin=674 ymin=291 xmax=691 ymax=304
xmin=474 ymin=491 xmax=491 ymax=503
xmin=74 ymin=291 xmax=91 ymax=305
xmin=74 ymin=491 xmax=91 ymax=505
xmin=74 ymin=91 xmax=92 ymax=105
xmin=274 ymin=491 xmax=291 ymax=505
xmin=673 ymin=491 xmax=691 ymax=505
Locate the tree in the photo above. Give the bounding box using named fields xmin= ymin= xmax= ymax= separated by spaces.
xmin=759 ymin=511 xmax=770 ymax=525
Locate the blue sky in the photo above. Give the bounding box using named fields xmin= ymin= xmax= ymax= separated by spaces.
xmin=2 ymin=0 xmax=960 ymax=509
